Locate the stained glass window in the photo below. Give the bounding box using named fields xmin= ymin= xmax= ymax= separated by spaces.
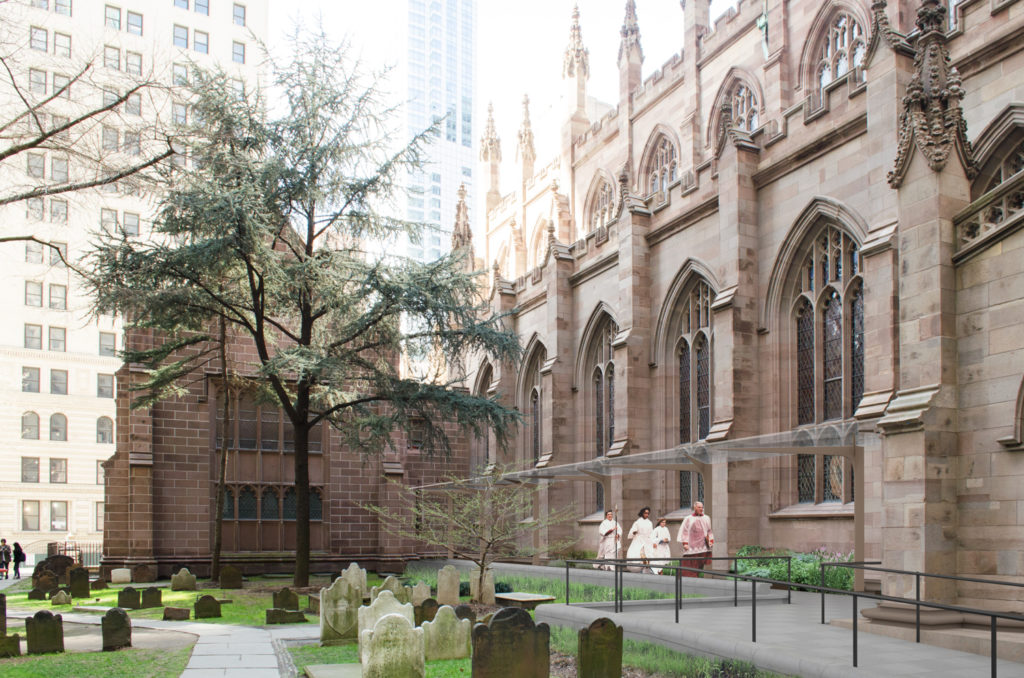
xmin=590 ymin=178 xmax=615 ymax=231
xmin=823 ymin=455 xmax=843 ymax=502
xmin=647 ymin=136 xmax=677 ymax=196
xmin=679 ymin=470 xmax=692 ymax=508
xmin=594 ymin=370 xmax=604 ymax=458
xmin=823 ymin=291 xmax=843 ymax=420
xmin=607 ymin=368 xmax=615 ymax=448
xmin=696 ymin=336 xmax=710 ymax=440
xmin=530 ymin=388 xmax=540 ymax=463
xmin=222 ymin=488 xmax=234 ymax=519
xmin=310 ymin=490 xmax=322 ymax=521
xmin=797 ymin=455 xmax=815 ymax=503
xmin=797 ymin=301 xmax=815 ymax=425
xmin=596 ymin=483 xmax=604 ymax=512
xmin=679 ymin=340 xmax=691 ymax=443
xmin=851 ymin=287 xmax=865 ymax=413
xmin=282 ymin=488 xmax=297 ymax=520
xmin=697 ymin=472 xmax=705 ymax=503
xmin=238 ymin=487 xmax=257 ymax=519
xmin=261 ymin=488 xmax=278 ymax=519
xmin=816 ymin=12 xmax=867 ymax=104
xmin=679 ymin=280 xmax=714 ymax=443
xmin=731 ymin=83 xmax=759 ymax=131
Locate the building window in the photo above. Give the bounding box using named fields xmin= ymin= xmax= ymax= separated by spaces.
xmin=731 ymin=82 xmax=759 ymax=132
xmin=173 ymin=25 xmax=188 ymax=49
xmin=99 ymin=332 xmax=117 ymax=356
xmin=25 ymin=324 xmax=42 ymax=349
xmin=51 ymin=369 xmax=68 ymax=394
xmin=53 ymin=32 xmax=71 ymax=58
xmin=49 ymin=327 xmax=66 ymax=352
xmin=50 ymin=501 xmax=67 ymax=530
xmin=23 ymin=501 xmax=40 ymax=531
xmin=125 ymin=93 xmax=141 ymax=116
xmin=261 ymin=488 xmax=279 ymax=519
xmin=678 ymin=280 xmax=714 ymax=443
xmin=22 ymin=457 xmax=40 ymax=483
xmin=30 ymin=27 xmax=47 ymax=51
xmin=29 ymin=68 xmax=46 ymax=95
xmin=123 ymin=132 xmax=140 ymax=157
xmin=588 ymin=177 xmax=615 ymax=232
xmin=95 ymin=416 xmax=114 ymax=444
xmin=678 ymin=470 xmax=705 ymax=508
xmin=27 ymin=153 xmax=44 ymax=178
xmin=27 ymin=199 xmax=44 ymax=222
xmin=815 ymin=12 xmax=867 ymax=105
xmin=530 ymin=388 xmax=541 ymax=464
xmin=232 ymin=41 xmax=245 ymax=64
xmin=52 ymin=75 xmax=70 ymax=98
xmin=590 ymin=315 xmax=618 ymax=466
xmin=51 ymin=157 xmax=68 ymax=182
xmin=49 ymin=284 xmax=67 ymax=310
xmin=127 ymin=10 xmax=142 ymax=35
xmin=123 ymin=212 xmax=140 ymax=235
xmin=173 ymin=62 xmax=188 ymax=85
xmin=50 ymin=242 xmax=67 ymax=267
xmin=95 ymin=502 xmax=104 ymax=531
xmin=104 ymin=5 xmax=120 ymax=30
xmin=222 ymin=488 xmax=235 ymax=519
xmin=55 ymin=0 xmax=71 ymax=16
xmin=25 ymin=281 xmax=43 ymax=307
xmin=797 ymin=454 xmax=816 ymax=503
xmin=101 ymin=126 xmax=119 ymax=151
xmin=194 ymin=30 xmax=208 ymax=54
xmin=97 ymin=374 xmax=115 ymax=398
xmin=50 ymin=199 xmax=67 ymax=223
xmin=25 ymin=241 xmax=43 ymax=264
xmin=195 ymin=0 xmax=209 ymax=15
xmin=172 ymin=102 xmax=188 ymax=125
xmin=125 ymin=51 xmax=142 ymax=75
xmin=233 ymin=3 xmax=246 ymax=26
xmin=97 ymin=460 xmax=105 ymax=484
xmin=282 ymin=487 xmax=297 ymax=520
xmin=23 ymin=367 xmax=40 ymax=393
xmin=175 ymin=0 xmax=188 ymax=7
xmin=32 ymin=0 xmax=49 ymax=9
xmin=310 ymin=489 xmax=323 ymax=521
xmin=791 ymin=225 xmax=863 ymax=424
xmin=238 ymin=486 xmax=257 ymax=519
xmin=104 ymin=45 xmax=119 ymax=70
xmin=22 ymin=412 xmax=40 ymax=440
xmin=49 ymin=458 xmax=67 ymax=483
xmin=645 ymin=135 xmax=677 ymax=198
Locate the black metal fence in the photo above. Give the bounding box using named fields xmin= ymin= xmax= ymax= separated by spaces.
xmin=47 ymin=541 xmax=102 ymax=568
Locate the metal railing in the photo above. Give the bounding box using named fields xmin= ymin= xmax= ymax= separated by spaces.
xmin=563 ymin=556 xmax=1023 ymax=677
xmin=48 ymin=541 xmax=102 ymax=568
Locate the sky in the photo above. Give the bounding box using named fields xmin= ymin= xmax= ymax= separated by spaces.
xmin=268 ymin=0 xmax=733 ymax=222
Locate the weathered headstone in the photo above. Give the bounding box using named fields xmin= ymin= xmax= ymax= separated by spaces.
xmin=141 ymin=587 xmax=162 ymax=609
xmin=34 ymin=570 xmax=58 ymax=594
xmin=67 ymin=567 xmax=89 ymax=598
xmin=110 ymin=568 xmax=131 ymax=585
xmin=163 ymin=607 xmax=190 ymax=621
xmin=32 ymin=556 xmax=72 ymax=586
xmin=320 ymin=577 xmax=361 ymax=645
xmin=27 ymin=589 xmax=47 ymax=601
xmin=411 ymin=581 xmax=431 ymax=606
xmin=436 ymin=565 xmax=460 ymax=606
xmin=26 ymin=610 xmax=64 ymax=655
xmin=422 ymin=605 xmax=471 ymax=661
xmin=195 ymin=594 xmax=222 ymax=619
xmin=357 ymin=590 xmax=415 ymax=652
xmin=170 ymin=568 xmax=196 ymax=591
xmin=453 ymin=604 xmax=476 ymax=624
xmin=117 ymin=587 xmax=141 ymax=610
xmin=101 ymin=608 xmax=132 ymax=651
xmin=132 ymin=564 xmax=156 ymax=584
xmin=469 ymin=567 xmax=496 ymax=605
xmin=0 ymin=593 xmax=5 ymax=635
xmin=340 ymin=562 xmax=367 ymax=592
xmin=370 ymin=575 xmax=411 ymax=604
xmin=471 ymin=607 xmax=549 ymax=678
xmin=50 ymin=586 xmax=71 ymax=599
xmin=273 ymin=587 xmax=299 ymax=610
xmin=219 ymin=564 xmax=243 ymax=589
xmin=308 ymin=593 xmax=320 ymax=614
xmin=479 ymin=611 xmax=495 ymax=626
xmin=0 ymin=634 xmax=19 ymax=658
xmin=359 ymin=613 xmax=425 ymax=678
xmin=266 ymin=608 xmax=306 ymax=624
xmin=90 ymin=577 xmax=108 ymax=591
xmin=50 ymin=590 xmax=71 ymax=606
xmin=577 ymin=617 xmax=623 ymax=678
xmin=414 ymin=598 xmax=439 ymax=626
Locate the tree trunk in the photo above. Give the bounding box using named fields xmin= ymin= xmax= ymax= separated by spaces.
xmin=293 ymin=420 xmax=311 ymax=587
xmin=211 ymin=318 xmax=230 ymax=581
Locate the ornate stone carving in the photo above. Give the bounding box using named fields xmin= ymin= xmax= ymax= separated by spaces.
xmin=480 ymin=103 xmax=501 ymax=164
xmin=715 ymin=103 xmax=758 ymax=158
xmin=563 ymin=4 xmax=589 ymax=80
xmin=618 ymin=0 xmax=643 ymax=65
xmin=888 ymin=0 xmax=978 ymax=187
xmin=868 ymin=0 xmax=912 ymax=57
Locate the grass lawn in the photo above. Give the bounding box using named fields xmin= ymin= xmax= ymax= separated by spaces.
xmin=0 ymin=646 xmax=192 ymax=678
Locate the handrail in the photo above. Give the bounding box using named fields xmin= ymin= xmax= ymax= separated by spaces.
xmin=565 ymin=556 xmax=1022 ymax=677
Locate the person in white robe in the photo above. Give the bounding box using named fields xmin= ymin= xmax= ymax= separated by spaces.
xmin=594 ymin=510 xmax=621 ymax=570
xmin=676 ymin=501 xmax=714 ymax=577
xmin=626 ymin=506 xmax=654 ymax=573
xmin=650 ymin=517 xmax=672 ymax=575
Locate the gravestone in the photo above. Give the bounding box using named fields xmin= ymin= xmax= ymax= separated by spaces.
xmin=34 ymin=570 xmax=58 ymax=594
xmin=32 ymin=556 xmax=72 ymax=586
xmin=219 ymin=564 xmax=243 ymax=589
xmin=471 ymin=607 xmax=549 ymax=678
xmin=308 ymin=593 xmax=320 ymax=614
xmin=436 ymin=565 xmax=460 ymax=606
xmin=0 ymin=595 xmax=18 ymax=658
xmin=422 ymin=605 xmax=471 ymax=661
xmin=578 ymin=618 xmax=623 ymax=678
xmin=101 ymin=608 xmax=132 ymax=651
xmin=27 ymin=589 xmax=47 ymax=601
xmin=479 ymin=611 xmax=495 ymax=626
xmin=359 ymin=613 xmax=424 ymax=678
xmin=0 ymin=593 xmax=5 ymax=635
xmin=340 ymin=562 xmax=367 ymax=592
xmin=117 ymin=587 xmax=141 ymax=610
xmin=110 ymin=568 xmax=132 ymax=585
xmin=266 ymin=608 xmax=306 ymax=624
xmin=320 ymin=577 xmax=361 ymax=645
xmin=26 ymin=610 xmax=64 ymax=655
xmin=163 ymin=607 xmax=190 ymax=621
xmin=195 ymin=594 xmax=222 ymax=619
xmin=411 ymin=581 xmax=431 ymax=606
xmin=50 ymin=591 xmax=71 ymax=606
xmin=50 ymin=586 xmax=71 ymax=599
xmin=370 ymin=575 xmax=411 ymax=604
xmin=357 ymin=590 xmax=414 ymax=652
xmin=91 ymin=577 xmax=108 ymax=591
xmin=67 ymin=567 xmax=89 ymax=598
xmin=469 ymin=567 xmax=496 ymax=605
xmin=132 ymin=564 xmax=156 ymax=584
xmin=453 ymin=604 xmax=476 ymax=624
xmin=414 ymin=598 xmax=439 ymax=626
xmin=141 ymin=587 xmax=162 ymax=609
xmin=170 ymin=568 xmax=196 ymax=591
xmin=273 ymin=587 xmax=299 ymax=610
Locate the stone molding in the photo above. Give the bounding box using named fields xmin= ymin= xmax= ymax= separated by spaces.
xmin=876 ymin=384 xmax=941 ymax=435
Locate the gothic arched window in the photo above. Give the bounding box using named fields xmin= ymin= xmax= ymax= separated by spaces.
xmin=238 ymin=486 xmax=258 ymax=520
xmin=678 ymin=280 xmax=714 ymax=443
xmin=645 ymin=136 xmax=677 ymax=198
xmin=815 ymin=11 xmax=867 ymax=105
xmin=521 ymin=345 xmax=546 ymax=466
xmin=472 ymin=364 xmax=493 ymax=472
xmin=977 ymin=138 xmax=1024 ymax=227
xmin=588 ymin=178 xmax=615 ymax=232
xmin=222 ymin=488 xmax=235 ymax=519
xmin=591 ymin=317 xmax=617 ymax=457
xmin=261 ymin=488 xmax=279 ymax=520
xmin=731 ymin=83 xmax=759 ymax=132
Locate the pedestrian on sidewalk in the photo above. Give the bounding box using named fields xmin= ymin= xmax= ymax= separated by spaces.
xmin=650 ymin=517 xmax=672 ymax=575
xmin=12 ymin=542 xmax=25 ymax=579
xmin=0 ymin=539 xmax=11 ymax=579
xmin=626 ymin=506 xmax=654 ymax=573
xmin=595 ymin=510 xmax=621 ymax=570
xmin=677 ymin=501 xmax=713 ymax=577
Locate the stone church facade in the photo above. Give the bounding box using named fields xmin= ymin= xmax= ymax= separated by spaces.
xmin=460 ymin=0 xmax=1024 ymax=608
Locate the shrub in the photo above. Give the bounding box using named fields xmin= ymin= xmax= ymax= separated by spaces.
xmin=735 ymin=544 xmax=854 ymax=591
